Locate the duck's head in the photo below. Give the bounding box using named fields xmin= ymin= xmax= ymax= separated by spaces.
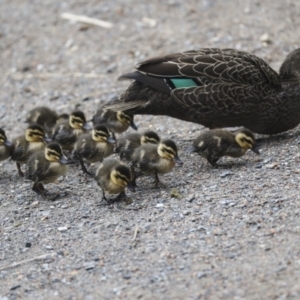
xmin=69 ymin=111 xmax=91 ymax=130
xmin=0 ymin=128 xmax=12 ymax=147
xmin=141 ymin=131 xmax=160 ymax=145
xmin=235 ymin=128 xmax=259 ymax=154
xmin=157 ymin=139 xmax=183 ymax=165
xmin=25 ymin=124 xmax=50 ymax=143
xmin=110 ymin=164 xmax=133 ymax=190
xmin=92 ymin=125 xmax=116 ymax=144
xmin=116 ymin=111 xmax=137 ymax=130
xmin=45 ymin=142 xmax=68 ymax=164
xmin=279 ymin=48 xmax=300 ymax=81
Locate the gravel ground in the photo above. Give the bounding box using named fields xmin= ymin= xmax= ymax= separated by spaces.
xmin=1 ymin=0 xmax=300 ymax=299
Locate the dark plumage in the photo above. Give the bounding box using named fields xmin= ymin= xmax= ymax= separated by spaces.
xmin=115 ymin=130 xmax=160 ymax=161
xmin=94 ymin=158 xmax=133 ymax=203
xmin=26 ymin=142 xmax=68 ymax=199
xmin=131 ymin=139 xmax=183 ymax=187
xmin=92 ymin=107 xmax=137 ymax=133
xmin=105 ymin=48 xmax=300 ymax=134
xmin=52 ymin=111 xmax=91 ymax=151
xmin=0 ymin=128 xmax=13 ymax=162
xmin=189 ymin=128 xmax=259 ymax=166
xmin=72 ymin=124 xmax=115 ymax=174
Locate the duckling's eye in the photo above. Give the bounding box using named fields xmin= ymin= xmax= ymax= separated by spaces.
xmin=241 ymin=137 xmax=253 ymax=145
xmin=162 ymin=147 xmax=175 ymax=155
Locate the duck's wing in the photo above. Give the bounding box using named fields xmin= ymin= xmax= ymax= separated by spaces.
xmin=136 ymin=48 xmax=281 ymax=89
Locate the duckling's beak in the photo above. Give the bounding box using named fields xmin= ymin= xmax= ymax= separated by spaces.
xmin=107 ymin=136 xmax=116 ymax=144
xmin=251 ymin=144 xmax=260 ymax=154
xmin=43 ymin=136 xmax=52 ymax=143
xmin=59 ymin=156 xmax=69 ymax=165
xmin=4 ymin=139 xmax=13 ymax=147
xmin=174 ymin=156 xmax=183 ymax=166
xmin=127 ymin=182 xmax=135 ymax=192
xmin=130 ymin=121 xmax=138 ymax=130
xmin=83 ymin=123 xmax=92 ymax=130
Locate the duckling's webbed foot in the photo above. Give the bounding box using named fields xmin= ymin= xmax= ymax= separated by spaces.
xmin=17 ymin=163 xmax=24 ymax=177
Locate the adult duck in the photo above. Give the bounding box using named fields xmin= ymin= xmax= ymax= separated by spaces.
xmin=105 ymin=48 xmax=300 ymax=134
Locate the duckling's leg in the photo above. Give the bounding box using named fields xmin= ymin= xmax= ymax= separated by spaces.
xmin=32 ymin=182 xmax=46 ymax=199
xmin=97 ymin=183 xmax=108 ymax=203
xmin=207 ymin=156 xmax=219 ymax=167
xmin=153 ymin=171 xmax=166 ymax=188
xmin=130 ymin=164 xmax=137 ymax=187
xmin=16 ymin=162 xmax=24 ymax=177
xmin=79 ymin=158 xmax=93 ymax=176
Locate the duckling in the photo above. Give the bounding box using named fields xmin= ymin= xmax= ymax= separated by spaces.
xmin=72 ymin=124 xmax=116 ymax=175
xmin=131 ymin=139 xmax=183 ymax=187
xmin=189 ymin=128 xmax=259 ymax=167
xmin=92 ymin=107 xmax=137 ymax=134
xmin=94 ymin=158 xmax=134 ymax=203
xmin=11 ymin=124 xmax=50 ymax=177
xmin=25 ymin=106 xmax=58 ymax=129
xmin=26 ymin=142 xmax=68 ymax=199
xmin=0 ymin=128 xmax=13 ymax=162
xmin=115 ymin=130 xmax=160 ymax=161
xmin=52 ymin=110 xmax=91 ymax=151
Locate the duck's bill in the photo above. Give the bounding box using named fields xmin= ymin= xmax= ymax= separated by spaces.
xmin=127 ymin=182 xmax=136 ymax=192
xmin=130 ymin=121 xmax=138 ymax=130
xmin=4 ymin=140 xmax=13 ymax=147
xmin=107 ymin=136 xmax=116 ymax=144
xmin=83 ymin=123 xmax=92 ymax=130
xmin=43 ymin=136 xmax=52 ymax=143
xmin=251 ymin=145 xmax=260 ymax=154
xmin=59 ymin=156 xmax=69 ymax=164
xmin=174 ymin=156 xmax=183 ymax=166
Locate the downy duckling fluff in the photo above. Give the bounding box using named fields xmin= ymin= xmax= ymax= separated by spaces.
xmin=189 ymin=128 xmax=259 ymax=167
xmin=0 ymin=128 xmax=13 ymax=162
xmin=26 ymin=142 xmax=68 ymax=199
xmin=52 ymin=110 xmax=91 ymax=151
xmin=92 ymin=107 xmax=137 ymax=134
xmin=115 ymin=130 xmax=160 ymax=161
xmin=131 ymin=139 xmax=183 ymax=187
xmin=94 ymin=158 xmax=134 ymax=203
xmin=25 ymin=106 xmax=58 ymax=129
xmin=72 ymin=124 xmax=116 ymax=175
xmin=11 ymin=124 xmax=50 ymax=177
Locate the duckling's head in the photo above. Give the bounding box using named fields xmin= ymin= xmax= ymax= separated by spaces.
xmin=279 ymin=48 xmax=300 ymax=80
xmin=0 ymin=128 xmax=12 ymax=146
xmin=110 ymin=164 xmax=131 ymax=188
xmin=69 ymin=111 xmax=91 ymax=130
xmin=157 ymin=139 xmax=183 ymax=164
xmin=92 ymin=125 xmax=116 ymax=144
xmin=45 ymin=142 xmax=68 ymax=164
xmin=235 ymin=128 xmax=259 ymax=154
xmin=56 ymin=113 xmax=69 ymax=123
xmin=116 ymin=111 xmax=137 ymax=130
xmin=141 ymin=131 xmax=160 ymax=145
xmin=25 ymin=124 xmax=48 ymax=143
